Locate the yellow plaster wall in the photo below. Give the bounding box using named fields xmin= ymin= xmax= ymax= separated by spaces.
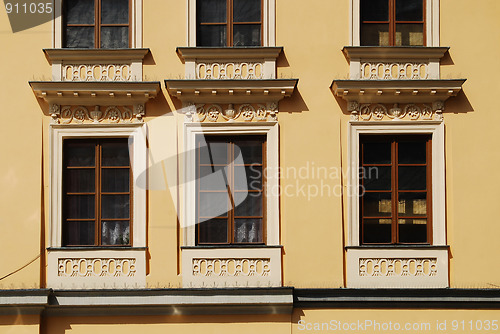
xmin=0 ymin=315 xmax=40 ymax=334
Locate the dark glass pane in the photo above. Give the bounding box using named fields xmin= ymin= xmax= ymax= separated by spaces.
xmin=102 ymin=169 xmax=130 ymax=193
xmin=199 ymin=192 xmax=229 ymax=218
xmin=101 ymin=194 xmax=130 ymax=219
xmin=396 ymin=0 xmax=423 ymax=21
xmin=65 ymin=169 xmax=95 ymax=193
xmin=234 ymin=192 xmax=262 ymax=217
xmin=64 ymin=221 xmax=95 ymax=245
xmin=398 ymin=140 xmax=427 ymax=164
xmin=65 ymin=141 xmax=95 ymax=166
xmin=199 ymin=141 xmax=228 ymax=165
xmin=198 ymin=219 xmax=228 ymax=244
xmin=234 ymin=140 xmax=263 ymax=165
xmin=66 ymin=195 xmax=95 ymax=219
xmin=398 ymin=166 xmax=426 ymax=190
xmin=234 ymin=219 xmax=263 ymax=243
xmin=197 ymin=25 xmax=227 ymax=46
xmin=360 ymin=0 xmax=389 ymax=21
xmin=395 ymin=23 xmax=424 ymax=46
xmin=234 ymin=166 xmax=262 ymax=190
xmin=362 ymin=166 xmax=391 ymax=191
xmin=234 ymin=0 xmax=261 ymax=22
xmin=362 ymin=140 xmax=391 ymax=164
xmin=363 ymin=192 xmax=392 ymax=217
xmin=398 ymin=218 xmax=427 ymax=243
xmin=101 ymin=220 xmax=130 ymax=245
xmin=101 ymin=0 xmax=129 ymax=24
xmin=100 ymin=27 xmax=129 ymax=48
xmin=233 ymin=24 xmax=261 ymax=46
xmin=101 ymin=141 xmax=130 ymax=166
xmin=65 ymin=0 xmax=94 ymax=24
xmin=65 ymin=27 xmax=95 ymax=48
xmin=197 ymin=0 xmax=226 ymax=23
xmin=362 ymin=218 xmax=392 ymax=244
xmin=199 ymin=165 xmax=229 ymax=190
xmin=398 ymin=192 xmax=427 ymax=217
xmin=360 ymin=23 xmax=389 ymax=46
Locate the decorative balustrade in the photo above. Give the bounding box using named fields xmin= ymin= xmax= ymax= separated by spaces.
xmin=359 ymin=258 xmax=438 ymax=277
xmin=192 ymin=258 xmax=271 ymax=277
xmin=361 ymin=62 xmax=429 ymax=80
xmin=62 ymin=63 xmax=133 ymax=81
xmin=58 ymin=258 xmax=136 ymax=278
xmin=196 ymin=62 xmax=264 ymax=80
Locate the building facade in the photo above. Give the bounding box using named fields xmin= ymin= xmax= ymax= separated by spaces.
xmin=0 ymin=0 xmax=499 ymax=333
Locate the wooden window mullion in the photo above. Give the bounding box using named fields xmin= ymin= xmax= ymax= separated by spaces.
xmin=227 ymin=0 xmax=232 ymax=46
xmin=391 ymin=140 xmax=398 ymax=244
xmin=228 ymin=140 xmax=234 ymax=243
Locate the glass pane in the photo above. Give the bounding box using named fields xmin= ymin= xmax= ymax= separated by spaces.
xmin=396 ymin=0 xmax=423 ymax=21
xmin=398 ymin=218 xmax=427 ymax=243
xmin=199 ymin=192 xmax=229 ymax=218
xmin=198 ymin=218 xmax=228 ymax=244
xmin=234 ymin=140 xmax=263 ymax=165
xmin=66 ymin=195 xmax=95 ymax=219
xmin=398 ymin=166 xmax=426 ymax=190
xmin=100 ymin=27 xmax=129 ymax=48
xmin=362 ymin=140 xmax=391 ymax=164
xmin=64 ymin=221 xmax=95 ymax=245
xmin=398 ymin=140 xmax=427 ymax=164
xmin=101 ymin=194 xmax=130 ymax=219
xmin=199 ymin=165 xmax=229 ymax=190
xmin=199 ymin=141 xmax=228 ymax=165
xmin=65 ymin=141 xmax=95 ymax=166
xmin=234 ymin=192 xmax=262 ymax=217
xmin=362 ymin=218 xmax=392 ymax=244
xmin=101 ymin=221 xmax=130 ymax=245
xmin=197 ymin=25 xmax=227 ymax=46
xmin=102 ymin=169 xmax=130 ymax=193
xmin=101 ymin=141 xmax=130 ymax=166
xmin=65 ymin=169 xmax=95 ymax=193
xmin=197 ymin=0 xmax=226 ymax=23
xmin=101 ymin=0 xmax=129 ymax=24
xmin=360 ymin=23 xmax=389 ymax=46
xmin=233 ymin=24 xmax=261 ymax=46
xmin=362 ymin=166 xmax=391 ymax=191
xmin=398 ymin=192 xmax=427 ymax=216
xmin=395 ymin=23 xmax=424 ymax=46
xmin=234 ymin=166 xmax=262 ymax=191
xmin=234 ymin=219 xmax=263 ymax=243
xmin=362 ymin=192 xmax=392 ymax=217
xmin=65 ymin=27 xmax=95 ymax=48
xmin=360 ymin=0 xmax=389 ymax=21
xmin=234 ymin=0 xmax=261 ymax=22
xmin=65 ymin=0 xmax=94 ymax=24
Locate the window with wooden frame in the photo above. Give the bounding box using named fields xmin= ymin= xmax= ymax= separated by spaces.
xmin=359 ymin=134 xmax=431 ymax=245
xmin=62 ymin=138 xmax=132 ymax=246
xmin=196 ymin=135 xmax=266 ymax=245
xmin=360 ymin=0 xmax=425 ymax=46
xmin=196 ymin=0 xmax=262 ymax=46
xmin=63 ymin=0 xmax=130 ymax=48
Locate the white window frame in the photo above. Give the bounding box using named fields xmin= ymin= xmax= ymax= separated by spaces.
xmin=49 ymin=124 xmax=147 ymax=248
xmin=183 ymin=122 xmax=279 ymax=246
xmin=186 ymin=0 xmax=276 ymax=47
xmin=350 ymin=0 xmax=440 ymax=47
xmin=53 ymin=0 xmax=143 ymax=48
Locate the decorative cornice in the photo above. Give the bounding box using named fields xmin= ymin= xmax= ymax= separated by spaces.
xmin=165 ymin=79 xmax=297 ymax=104
xmin=43 ymin=48 xmax=150 ymax=63
xmin=177 ymin=47 xmax=283 ymax=61
xmin=343 ymin=46 xmax=450 ymax=60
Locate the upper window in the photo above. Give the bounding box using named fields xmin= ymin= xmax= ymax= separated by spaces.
xmin=359 ymin=134 xmax=431 ymax=245
xmin=196 ymin=135 xmax=266 ymax=245
xmin=196 ymin=0 xmax=262 ymax=46
xmin=63 ymin=138 xmax=131 ymax=246
xmin=63 ymin=0 xmax=130 ymax=48
xmin=360 ymin=0 xmax=424 ymax=46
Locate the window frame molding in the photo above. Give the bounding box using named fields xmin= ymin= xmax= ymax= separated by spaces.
xmin=187 ymin=0 xmax=275 ymax=47
xmin=350 ymin=0 xmax=440 ymax=47
xmin=53 ymin=0 xmax=143 ymax=48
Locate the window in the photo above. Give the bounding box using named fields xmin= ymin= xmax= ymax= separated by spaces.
xmin=63 ymin=0 xmax=130 ymax=48
xmin=196 ymin=135 xmax=266 ymax=245
xmin=360 ymin=0 xmax=424 ymax=46
xmin=360 ymin=135 xmax=431 ymax=244
xmin=196 ymin=0 xmax=262 ymax=46
xmin=62 ymin=138 xmax=131 ymax=246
